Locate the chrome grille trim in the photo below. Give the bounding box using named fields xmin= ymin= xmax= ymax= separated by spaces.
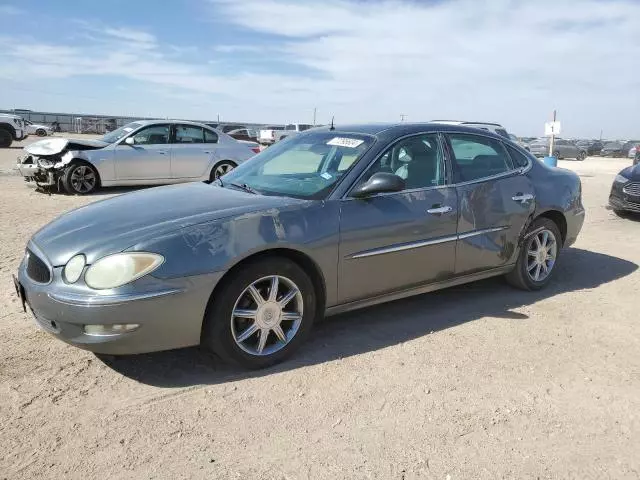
xmin=622 ymin=182 xmax=640 ymax=197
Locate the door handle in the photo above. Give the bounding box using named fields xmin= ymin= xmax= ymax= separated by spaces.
xmin=203 ymin=151 xmax=212 ymax=154
xmin=427 ymin=205 xmax=453 ymax=215
xmin=512 ymin=193 xmax=535 ymax=203
xmin=157 ymin=151 xmax=168 ymax=155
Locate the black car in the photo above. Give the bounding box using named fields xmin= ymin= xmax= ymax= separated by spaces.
xmin=609 ymin=163 xmax=640 ymax=214
xmin=601 ymin=141 xmax=636 ymax=158
xmin=576 ymin=140 xmax=603 ymax=156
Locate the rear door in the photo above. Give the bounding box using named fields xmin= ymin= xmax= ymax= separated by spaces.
xmin=170 ymin=124 xmax=215 ymax=179
xmin=338 ymin=133 xmax=458 ymax=303
xmin=114 ymin=123 xmax=171 ymax=180
xmin=444 ymin=133 xmax=535 ymax=275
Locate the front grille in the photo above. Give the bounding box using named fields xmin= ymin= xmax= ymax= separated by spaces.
xmin=622 ymin=182 xmax=640 ymax=197
xmin=26 ymin=249 xmax=51 ymax=283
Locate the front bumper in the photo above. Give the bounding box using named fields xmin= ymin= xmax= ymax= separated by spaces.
xmin=15 ymin=253 xmax=224 ymax=354
xmin=609 ymin=183 xmax=640 ymax=213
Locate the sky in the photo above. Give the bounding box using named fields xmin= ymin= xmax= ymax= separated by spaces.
xmin=0 ymin=0 xmax=639 ymax=137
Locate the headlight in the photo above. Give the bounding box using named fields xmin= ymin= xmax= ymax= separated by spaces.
xmin=614 ymin=174 xmax=629 ymax=184
xmin=84 ymin=252 xmax=164 ymax=290
xmin=63 ymin=254 xmax=86 ymax=283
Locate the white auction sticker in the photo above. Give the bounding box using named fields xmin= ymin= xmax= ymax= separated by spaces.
xmin=327 ymin=137 xmax=364 ymax=148
xmin=320 ymin=172 xmax=333 ymax=180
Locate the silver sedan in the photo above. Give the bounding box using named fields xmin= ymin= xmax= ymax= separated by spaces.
xmin=15 ymin=120 xmax=258 ymax=194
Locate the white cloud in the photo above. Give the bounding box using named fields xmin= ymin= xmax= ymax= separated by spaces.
xmin=0 ymin=4 xmax=24 ymax=15
xmin=1 ymin=0 xmax=639 ymax=136
xmin=102 ymin=27 xmax=156 ymax=44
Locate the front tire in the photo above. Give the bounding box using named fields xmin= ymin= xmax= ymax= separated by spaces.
xmin=62 ymin=161 xmax=99 ymax=195
xmin=36 ymin=129 xmax=47 ymax=137
xmin=506 ymin=218 xmax=562 ymax=291
xmin=0 ymin=129 xmax=12 ymax=148
xmin=201 ymin=257 xmax=317 ymax=369
xmin=577 ymin=151 xmax=587 ymax=161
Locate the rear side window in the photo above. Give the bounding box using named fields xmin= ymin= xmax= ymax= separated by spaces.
xmin=174 ymin=125 xmax=204 ymax=144
xmin=505 ymin=144 xmax=530 ymax=168
xmin=204 ymin=129 xmax=218 ymax=143
xmin=447 ymin=133 xmax=513 ymax=181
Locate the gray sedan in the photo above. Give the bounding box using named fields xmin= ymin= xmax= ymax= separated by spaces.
xmin=14 ymin=123 xmax=585 ymax=368
xmin=15 ymin=120 xmax=257 ymax=194
xmin=529 ymin=139 xmax=587 ymax=160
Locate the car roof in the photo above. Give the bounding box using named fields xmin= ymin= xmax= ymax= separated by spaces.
xmin=312 ymin=122 xmax=510 ymax=140
xmin=431 ymin=120 xmax=504 ymax=127
xmin=132 ymin=119 xmax=215 ymax=128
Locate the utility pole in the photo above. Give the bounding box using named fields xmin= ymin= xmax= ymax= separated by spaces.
xmin=313 ymin=107 xmax=317 ymax=126
xmin=217 ymin=114 xmax=220 ymax=123
xmin=600 ymin=129 xmax=603 ymax=141
xmin=549 ymin=109 xmax=557 ymax=157
xmin=400 ymin=114 xmax=407 ymax=122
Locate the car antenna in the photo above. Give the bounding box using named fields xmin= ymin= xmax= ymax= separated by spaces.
xmin=329 ymin=116 xmax=335 ymax=131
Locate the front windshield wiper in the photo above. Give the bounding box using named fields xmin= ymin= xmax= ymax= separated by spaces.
xmin=230 ymin=182 xmax=259 ymax=194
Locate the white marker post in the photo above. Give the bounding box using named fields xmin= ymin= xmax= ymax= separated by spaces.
xmin=544 ymin=111 xmax=561 ymax=158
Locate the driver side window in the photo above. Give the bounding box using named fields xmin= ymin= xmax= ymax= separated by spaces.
xmin=131 ymin=124 xmax=170 ymax=145
xmin=360 ymin=134 xmax=445 ymax=190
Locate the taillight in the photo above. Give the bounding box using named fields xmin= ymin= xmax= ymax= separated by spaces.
xmin=251 ymin=147 xmax=260 ymax=154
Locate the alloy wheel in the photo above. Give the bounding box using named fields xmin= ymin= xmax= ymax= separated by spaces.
xmin=526 ymin=229 xmax=558 ymax=282
xmin=230 ymin=275 xmax=303 ymax=356
xmin=70 ymin=165 xmax=97 ymax=193
xmin=214 ymin=162 xmax=235 ymax=178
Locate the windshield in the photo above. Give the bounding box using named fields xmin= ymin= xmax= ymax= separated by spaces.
xmin=604 ymin=142 xmax=621 ymax=148
xmin=219 ymin=131 xmax=374 ymax=199
xmin=101 ymin=122 xmax=142 ymax=143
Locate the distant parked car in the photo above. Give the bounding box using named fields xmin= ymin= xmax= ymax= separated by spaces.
xmin=576 ymin=139 xmax=603 ymax=156
xmin=16 ymin=120 xmax=257 ymax=194
xmin=529 ymin=139 xmax=587 ymax=160
xmin=228 ymin=128 xmax=258 ymax=143
xmin=0 ymin=113 xmax=27 ymax=147
xmin=24 ymin=120 xmax=53 ymax=137
xmin=431 ymin=120 xmax=511 ymax=139
xmin=259 ymin=123 xmax=313 ymax=145
xmin=625 ymin=142 xmax=640 ymax=159
xmin=601 ymin=141 xmax=638 ymax=158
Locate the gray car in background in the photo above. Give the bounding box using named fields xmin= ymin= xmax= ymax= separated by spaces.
xmin=529 ymin=138 xmax=587 ymax=160
xmin=15 ymin=120 xmax=256 ymax=194
xmin=14 ymin=123 xmax=584 ymax=368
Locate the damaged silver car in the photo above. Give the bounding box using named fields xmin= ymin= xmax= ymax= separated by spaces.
xmin=15 ymin=120 xmax=258 ymax=194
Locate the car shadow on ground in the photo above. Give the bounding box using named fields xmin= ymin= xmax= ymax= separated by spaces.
xmin=98 ymin=248 xmax=637 ymax=387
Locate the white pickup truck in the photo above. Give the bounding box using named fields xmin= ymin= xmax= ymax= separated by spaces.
xmin=258 ymin=123 xmax=314 ymax=145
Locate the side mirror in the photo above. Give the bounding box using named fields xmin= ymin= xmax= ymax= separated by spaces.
xmin=351 ymin=172 xmax=405 ymax=198
xmin=124 ymin=137 xmax=135 ymax=146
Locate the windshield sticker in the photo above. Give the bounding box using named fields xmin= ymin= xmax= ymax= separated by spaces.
xmin=327 ymin=137 xmax=364 ymax=148
xmin=123 ymin=127 xmax=134 ymax=132
xmin=321 ymin=172 xmax=333 ymax=180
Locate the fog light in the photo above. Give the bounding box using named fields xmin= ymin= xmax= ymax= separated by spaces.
xmin=84 ymin=324 xmax=140 ymax=336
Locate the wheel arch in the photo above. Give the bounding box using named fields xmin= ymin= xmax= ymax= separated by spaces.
xmin=535 ymin=209 xmax=567 ymax=245
xmin=0 ymin=123 xmax=16 ymax=138
xmin=66 ymin=158 xmax=102 ymax=187
xmin=204 ymin=247 xmax=327 ymax=327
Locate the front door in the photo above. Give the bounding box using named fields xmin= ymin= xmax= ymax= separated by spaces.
xmin=445 ymin=133 xmax=535 ymax=275
xmin=170 ymin=124 xmax=216 ymax=179
xmin=115 ymin=123 xmax=171 ymax=180
xmin=338 ymin=133 xmax=458 ymax=303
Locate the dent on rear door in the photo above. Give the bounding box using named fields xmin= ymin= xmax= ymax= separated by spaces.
xmin=455 ymin=174 xmax=535 ymax=275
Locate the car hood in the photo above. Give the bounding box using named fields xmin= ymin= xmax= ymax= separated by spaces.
xmin=24 ymin=137 xmax=109 ymax=156
xmin=620 ymin=164 xmax=640 ymax=181
xmin=32 ymin=182 xmax=302 ymax=266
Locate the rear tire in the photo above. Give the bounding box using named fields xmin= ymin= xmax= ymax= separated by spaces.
xmin=553 ymin=151 xmax=561 ymax=159
xmin=201 ymin=257 xmax=317 ymax=369
xmin=36 ymin=129 xmax=47 ymax=137
xmin=577 ymin=151 xmax=587 ymax=161
xmin=209 ymin=160 xmax=236 ymax=182
xmin=62 ymin=161 xmax=99 ymax=195
xmin=506 ymin=217 xmax=562 ymax=291
xmin=0 ymin=129 xmax=12 ymax=148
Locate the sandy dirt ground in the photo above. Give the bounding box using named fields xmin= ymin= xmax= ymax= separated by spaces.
xmin=1 ymin=135 xmax=639 ymax=479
